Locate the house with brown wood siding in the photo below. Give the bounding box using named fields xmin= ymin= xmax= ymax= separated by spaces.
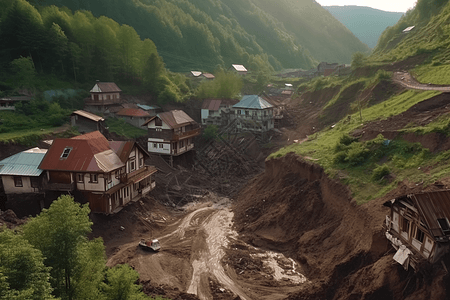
xmin=84 ymin=82 xmax=122 ymax=113
xmin=39 ymin=131 xmax=156 ymax=214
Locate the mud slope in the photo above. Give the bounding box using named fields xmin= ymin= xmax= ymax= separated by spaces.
xmin=232 ymin=153 xmax=450 ymax=300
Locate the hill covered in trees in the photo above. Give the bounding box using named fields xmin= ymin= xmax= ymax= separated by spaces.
xmin=324 ymin=5 xmax=404 ymax=48
xmin=36 ymin=0 xmax=370 ymax=72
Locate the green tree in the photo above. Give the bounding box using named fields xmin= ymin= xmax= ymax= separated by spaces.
xmin=23 ymin=195 xmax=105 ymax=300
xmin=0 ymin=229 xmax=55 ymax=300
xmin=10 ymin=56 xmax=36 ymax=89
xmin=102 ymin=264 xmax=148 ymax=300
xmin=351 ymin=52 xmax=367 ymax=70
xmin=196 ymin=70 xmax=243 ymax=99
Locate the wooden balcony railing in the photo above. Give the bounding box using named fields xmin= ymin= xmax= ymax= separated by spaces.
xmin=172 ymin=128 xmax=201 ymax=141
xmin=120 ymin=166 xmax=157 ymax=184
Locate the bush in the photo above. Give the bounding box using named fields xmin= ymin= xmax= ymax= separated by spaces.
xmin=203 ymin=125 xmax=218 ymax=141
xmin=345 ymin=142 xmax=370 ymax=166
xmin=372 ymin=164 xmax=390 ymax=181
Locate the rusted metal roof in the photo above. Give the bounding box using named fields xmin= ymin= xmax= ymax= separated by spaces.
xmin=71 ymin=110 xmax=104 ymax=122
xmin=233 ymin=95 xmax=273 ymax=110
xmin=410 ymin=190 xmax=450 ymax=238
xmin=202 ymin=99 xmax=221 ymax=111
xmin=0 ymin=148 xmax=47 ymax=176
xmin=90 ymin=82 xmax=122 ymax=93
xmin=116 ymin=108 xmax=150 ymax=117
xmin=39 ymin=131 xmax=124 ymax=172
xmin=143 ymin=110 xmax=196 ymax=129
xmin=109 ymin=141 xmax=134 ymax=163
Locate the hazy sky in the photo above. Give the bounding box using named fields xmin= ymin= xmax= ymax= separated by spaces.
xmin=315 ymin=0 xmax=416 ymax=12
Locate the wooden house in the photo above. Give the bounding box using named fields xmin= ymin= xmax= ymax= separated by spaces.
xmin=143 ymin=110 xmax=201 ymax=156
xmin=0 ymin=148 xmax=47 ymax=200
xmin=71 ymin=110 xmax=106 ymax=134
xmin=231 ymin=95 xmax=275 ymax=133
xmin=384 ymin=190 xmax=450 ymax=270
xmin=230 ymin=64 xmax=248 ymax=75
xmin=39 ymin=131 xmax=157 ymax=214
xmin=84 ymin=82 xmax=122 ymax=113
xmin=116 ymin=108 xmax=151 ymax=128
xmin=201 ymin=98 xmax=239 ymax=126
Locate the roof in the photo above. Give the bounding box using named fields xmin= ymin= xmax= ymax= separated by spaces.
xmin=191 ymin=71 xmax=202 ymax=77
xmin=143 ymin=110 xmax=196 ymax=129
xmin=109 ymin=141 xmax=135 ymax=163
xmin=202 ymin=99 xmax=221 ymax=111
xmin=403 ymin=26 xmax=415 ymax=33
xmin=71 ymin=110 xmax=104 ymax=122
xmin=116 ymin=108 xmax=150 ymax=118
xmin=0 ymin=96 xmax=32 ymax=102
xmin=233 ymin=95 xmax=273 ymax=110
xmin=202 ymin=73 xmax=215 ymax=79
xmin=90 ymin=82 xmax=122 ymax=93
xmin=39 ymin=131 xmax=124 ymax=172
xmin=0 ymin=148 xmax=47 ymax=176
xmin=137 ymin=104 xmax=160 ymax=111
xmin=231 ymin=64 xmax=247 ymax=72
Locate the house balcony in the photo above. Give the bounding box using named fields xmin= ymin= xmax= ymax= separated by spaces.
xmin=172 ymin=128 xmax=201 ymax=141
xmin=120 ymin=165 xmax=157 ymax=184
xmin=84 ymin=99 xmax=121 ymax=106
xmin=44 ymin=181 xmax=76 ymax=192
xmin=235 ymin=115 xmax=274 ymax=121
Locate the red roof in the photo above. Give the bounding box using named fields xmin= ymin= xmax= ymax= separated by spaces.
xmin=116 ymin=108 xmax=150 ymax=117
xmin=142 ymin=110 xmax=196 ymax=129
xmin=109 ymin=141 xmax=134 ymax=163
xmin=39 ymin=131 xmax=118 ymax=172
xmin=202 ymin=99 xmax=221 ymax=111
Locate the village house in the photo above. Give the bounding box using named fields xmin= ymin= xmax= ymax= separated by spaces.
xmin=137 ymin=104 xmax=161 ymax=117
xmin=0 ymin=95 xmax=32 ymax=111
xmin=84 ymin=81 xmax=122 ymax=113
xmin=201 ymin=98 xmax=239 ymax=126
xmin=231 ymin=95 xmax=275 ymax=133
xmin=384 ymin=190 xmax=450 ymax=270
xmin=71 ymin=110 xmax=106 ymax=135
xmin=0 ymin=148 xmax=48 ymax=200
xmin=38 ymin=131 xmax=157 ymax=214
xmin=230 ymin=64 xmax=248 ymax=75
xmin=143 ymin=110 xmax=201 ymax=157
xmin=116 ymin=107 xmax=151 ymax=128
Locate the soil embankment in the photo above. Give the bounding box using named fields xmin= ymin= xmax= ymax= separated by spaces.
xmin=232 ymin=153 xmax=450 ymax=300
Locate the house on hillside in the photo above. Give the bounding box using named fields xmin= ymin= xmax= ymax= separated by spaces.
xmin=384 ymin=190 xmax=450 ymax=270
xmin=201 ymin=98 xmax=239 ymax=126
xmin=116 ymin=108 xmax=151 ymax=128
xmin=202 ymin=73 xmax=215 ymax=80
xmin=230 ymin=64 xmax=248 ymax=75
xmin=137 ymin=104 xmax=161 ymax=117
xmin=71 ymin=110 xmax=106 ymax=134
xmin=39 ymin=131 xmax=157 ymax=214
xmin=0 ymin=148 xmax=47 ymax=200
xmin=143 ymin=110 xmax=201 ymax=157
xmin=84 ymin=82 xmax=122 ymax=113
xmin=231 ymin=95 xmax=274 ymax=132
xmin=0 ymin=96 xmax=32 ymax=111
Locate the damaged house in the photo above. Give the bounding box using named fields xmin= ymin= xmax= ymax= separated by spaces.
xmin=384 ymin=190 xmax=450 ymax=270
xmin=39 ymin=131 xmax=157 ymax=214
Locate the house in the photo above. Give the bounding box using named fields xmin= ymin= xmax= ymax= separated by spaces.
xmin=143 ymin=110 xmax=201 ymax=156
xmin=0 ymin=148 xmax=47 ymax=199
xmin=190 ymin=71 xmax=202 ymax=77
xmin=230 ymin=64 xmax=248 ymax=75
xmin=0 ymin=96 xmax=32 ymax=111
xmin=202 ymin=73 xmax=215 ymax=80
xmin=384 ymin=190 xmax=450 ymax=270
xmin=231 ymin=95 xmax=274 ymax=132
xmin=402 ymin=26 xmax=415 ymax=33
xmin=71 ymin=110 xmax=106 ymax=134
xmin=39 ymin=131 xmax=157 ymax=214
xmin=116 ymin=108 xmax=151 ymax=128
xmin=84 ymin=82 xmax=122 ymax=113
xmin=201 ymin=98 xmax=239 ymax=126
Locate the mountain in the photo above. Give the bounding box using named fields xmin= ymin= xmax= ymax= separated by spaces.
xmin=37 ymin=0 xmax=370 ymax=72
xmin=324 ymin=5 xmax=404 ymax=48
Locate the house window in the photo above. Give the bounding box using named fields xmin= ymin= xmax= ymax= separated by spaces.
xmin=402 ymin=217 xmax=410 ymax=234
xmin=130 ymin=160 xmax=136 ymax=171
xmin=30 ymin=177 xmax=39 ymax=188
xmin=437 ymin=218 xmax=450 ymax=235
xmin=180 ymin=140 xmax=184 ymax=148
xmin=139 ymin=157 xmax=144 ymax=167
xmin=156 ymin=128 xmax=162 ymax=132
xmin=90 ymin=174 xmax=98 ymax=183
xmin=115 ymin=170 xmax=119 ymax=179
xmin=61 ymin=147 xmax=72 ymax=159
xmin=237 ymin=110 xmax=241 ymax=115
xmin=245 ymin=110 xmax=249 ymax=116
xmin=153 ymin=143 xmax=157 ymax=148
xmin=77 ymin=173 xmax=84 ymax=183
xmin=415 ymin=228 xmax=425 ymax=243
xmin=107 ymin=173 xmax=112 ymax=183
xmin=14 ymin=176 xmax=23 ymax=187
xmin=159 ymin=144 xmax=164 ymax=148
xmin=155 ymin=118 xmax=162 ymax=126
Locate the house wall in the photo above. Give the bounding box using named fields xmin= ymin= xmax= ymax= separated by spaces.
xmin=148 ymin=138 xmax=171 ymax=154
xmin=1 ymin=176 xmax=38 ymax=194
xmin=91 ymin=92 xmax=120 ymax=101
xmin=75 ymin=172 xmax=107 ymax=192
xmin=71 ymin=115 xmax=99 ymax=133
xmin=231 ymin=108 xmax=275 ymax=132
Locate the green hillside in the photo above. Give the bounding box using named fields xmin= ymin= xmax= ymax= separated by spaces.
xmin=36 ymin=0 xmax=370 ymax=72
xmin=325 ymin=5 xmax=403 ymax=48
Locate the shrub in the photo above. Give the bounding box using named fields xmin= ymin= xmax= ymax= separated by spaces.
xmin=372 ymin=164 xmax=390 ymax=181
xmin=345 ymin=142 xmax=370 ymax=166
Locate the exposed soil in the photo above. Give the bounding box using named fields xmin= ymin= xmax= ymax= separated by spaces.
xmin=3 ymin=61 xmax=450 ymax=299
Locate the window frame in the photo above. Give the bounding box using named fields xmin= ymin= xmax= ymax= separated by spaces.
xmin=14 ymin=176 xmax=23 ymax=187
xmin=90 ymin=174 xmax=98 ymax=183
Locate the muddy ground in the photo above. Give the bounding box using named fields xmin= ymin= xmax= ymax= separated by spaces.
xmin=2 ymin=64 xmax=450 ymax=299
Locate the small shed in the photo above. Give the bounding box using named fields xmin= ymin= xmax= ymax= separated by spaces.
xmin=116 ymin=108 xmax=150 ymax=128
xmin=71 ymin=110 xmax=105 ymax=134
xmin=230 ymin=64 xmax=248 ymax=75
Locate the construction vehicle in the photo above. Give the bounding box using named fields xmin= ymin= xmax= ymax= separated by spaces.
xmin=139 ymin=239 xmax=161 ymax=252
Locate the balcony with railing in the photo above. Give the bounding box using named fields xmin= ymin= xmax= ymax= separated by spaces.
xmin=172 ymin=127 xmax=201 ymax=141
xmin=120 ymin=165 xmax=157 ymax=184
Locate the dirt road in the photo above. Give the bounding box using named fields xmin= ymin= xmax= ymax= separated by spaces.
xmin=393 ymin=71 xmax=450 ymax=91
xmin=104 ymin=196 xmax=307 ymax=299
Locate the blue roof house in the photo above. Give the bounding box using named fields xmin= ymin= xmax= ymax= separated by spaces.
xmin=232 ymin=95 xmax=275 ymax=132
xmin=0 ymin=148 xmax=47 ymax=197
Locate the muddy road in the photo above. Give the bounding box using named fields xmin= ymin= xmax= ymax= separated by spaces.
xmin=104 ymin=196 xmax=307 ymax=300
